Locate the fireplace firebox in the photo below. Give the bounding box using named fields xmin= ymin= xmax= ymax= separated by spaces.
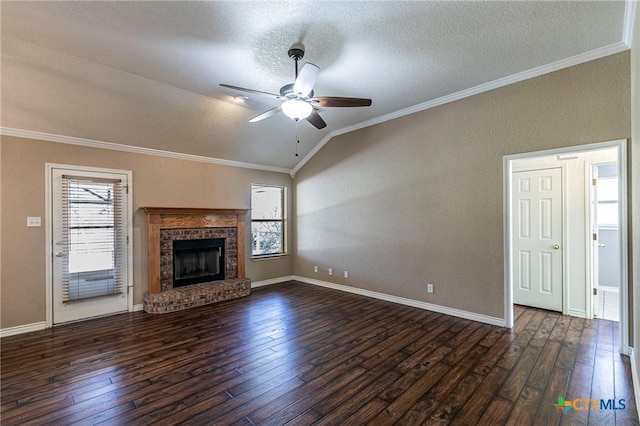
xmin=172 ymin=238 xmax=225 ymax=288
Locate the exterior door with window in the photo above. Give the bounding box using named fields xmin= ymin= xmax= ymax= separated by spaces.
xmin=51 ymin=167 xmax=130 ymax=324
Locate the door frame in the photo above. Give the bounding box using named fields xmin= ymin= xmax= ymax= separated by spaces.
xmin=588 ymin=162 xmax=600 ymax=319
xmin=503 ymin=139 xmax=630 ymax=355
xmin=45 ymin=163 xmax=134 ymax=327
xmin=586 ymin=161 xmax=621 ymax=320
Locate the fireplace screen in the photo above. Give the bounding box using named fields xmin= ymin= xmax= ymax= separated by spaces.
xmin=173 ymin=238 xmax=225 ymax=287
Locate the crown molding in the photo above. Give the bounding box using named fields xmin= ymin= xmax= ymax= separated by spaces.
xmin=335 ymin=42 xmax=629 ymax=134
xmin=0 ymin=127 xmax=292 ymax=175
xmin=623 ymin=0 xmax=638 ymax=47
xmin=291 ymin=41 xmax=629 ymax=177
xmin=2 ymin=38 xmax=629 ymax=180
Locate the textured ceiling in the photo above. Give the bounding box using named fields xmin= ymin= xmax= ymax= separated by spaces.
xmin=0 ymin=1 xmax=630 ymax=171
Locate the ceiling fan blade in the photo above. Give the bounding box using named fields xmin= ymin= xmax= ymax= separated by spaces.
xmin=220 ymin=84 xmax=282 ymax=100
xmin=293 ymin=63 xmax=319 ymax=97
xmin=312 ymin=96 xmax=372 ymax=108
xmin=305 ymin=109 xmax=327 ymax=129
xmin=249 ymin=106 xmax=282 ymax=123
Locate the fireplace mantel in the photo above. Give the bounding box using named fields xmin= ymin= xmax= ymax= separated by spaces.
xmin=142 ymin=207 xmax=249 ymax=294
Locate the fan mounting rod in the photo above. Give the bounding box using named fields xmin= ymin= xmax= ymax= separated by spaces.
xmin=288 ymin=46 xmax=305 ymax=78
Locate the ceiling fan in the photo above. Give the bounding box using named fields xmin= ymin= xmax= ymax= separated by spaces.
xmin=220 ymin=45 xmax=372 ymax=129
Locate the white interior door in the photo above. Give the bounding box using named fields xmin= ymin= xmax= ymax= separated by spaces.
xmin=512 ymin=167 xmax=563 ymax=312
xmin=51 ymin=167 xmax=130 ymax=324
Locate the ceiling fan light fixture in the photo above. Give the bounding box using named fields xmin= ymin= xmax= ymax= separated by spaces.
xmin=220 ymin=46 xmax=370 ymax=129
xmin=282 ymin=99 xmax=312 ymax=120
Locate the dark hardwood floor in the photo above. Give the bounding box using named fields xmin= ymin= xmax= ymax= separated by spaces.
xmin=1 ymin=281 xmax=638 ymax=425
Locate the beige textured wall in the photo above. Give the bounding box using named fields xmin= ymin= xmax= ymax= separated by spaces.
xmin=294 ymin=52 xmax=630 ymax=319
xmin=631 ymin=3 xmax=640 ymax=398
xmin=0 ymin=136 xmax=293 ymax=328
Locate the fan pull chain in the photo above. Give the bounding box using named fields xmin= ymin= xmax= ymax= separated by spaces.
xmin=295 ymin=120 xmax=300 ymax=157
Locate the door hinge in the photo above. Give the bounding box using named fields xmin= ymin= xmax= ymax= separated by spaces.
xmin=592 ymin=178 xmax=597 ymax=186
xmin=125 ymin=184 xmax=129 ymax=194
xmin=593 ymin=288 xmax=598 ymax=295
xmin=593 ymin=233 xmax=597 ymax=241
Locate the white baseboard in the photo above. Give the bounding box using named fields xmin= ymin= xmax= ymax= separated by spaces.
xmin=567 ymin=309 xmax=587 ymax=318
xmin=0 ymin=321 xmax=47 ymax=338
xmin=0 ymin=276 xmax=522 ymax=336
xmin=2 ymin=306 xmax=145 ymax=336
xmin=251 ymin=276 xmax=294 ymax=288
xmin=292 ymin=275 xmax=505 ymax=327
xmin=631 ymin=347 xmax=640 ymax=421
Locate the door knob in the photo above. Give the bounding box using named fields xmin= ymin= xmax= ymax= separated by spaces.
xmin=55 ymin=252 xmax=64 ymax=257
xmin=598 ymin=243 xmax=606 ymax=248
xmin=552 ymin=244 xmax=560 ymax=250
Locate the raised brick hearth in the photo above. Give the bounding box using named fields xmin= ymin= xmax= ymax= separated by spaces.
xmin=143 ymin=278 xmax=251 ymax=313
xmin=142 ymin=207 xmax=250 ymax=314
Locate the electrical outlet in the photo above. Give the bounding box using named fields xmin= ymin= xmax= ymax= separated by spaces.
xmin=27 ymin=216 xmax=42 ymax=227
xmin=314 ymin=265 xmax=318 ymax=273
xmin=328 ymin=268 xmax=333 ymax=276
xmin=427 ymin=284 xmax=434 ymax=293
xmin=344 ymin=271 xmax=349 ymax=278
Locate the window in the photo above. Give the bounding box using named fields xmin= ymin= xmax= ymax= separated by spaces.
xmin=251 ymin=184 xmax=285 ymax=257
xmin=597 ymin=177 xmax=618 ymax=227
xmin=61 ymin=175 xmax=127 ymax=301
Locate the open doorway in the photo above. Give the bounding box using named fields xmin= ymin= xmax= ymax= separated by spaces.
xmin=592 ymin=162 xmax=621 ymax=322
xmin=504 ymin=140 xmax=629 ymax=354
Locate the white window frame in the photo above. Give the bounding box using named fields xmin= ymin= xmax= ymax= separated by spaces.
xmin=596 ymin=176 xmax=619 ymax=227
xmin=250 ymin=184 xmax=287 ymax=259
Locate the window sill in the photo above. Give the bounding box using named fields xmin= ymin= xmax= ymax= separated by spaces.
xmin=251 ymin=253 xmax=289 ymax=262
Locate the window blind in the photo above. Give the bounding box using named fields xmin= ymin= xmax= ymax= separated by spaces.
xmin=60 ymin=175 xmax=126 ymax=302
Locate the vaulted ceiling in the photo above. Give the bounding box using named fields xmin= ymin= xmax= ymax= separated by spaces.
xmin=1 ymin=1 xmax=633 ymax=172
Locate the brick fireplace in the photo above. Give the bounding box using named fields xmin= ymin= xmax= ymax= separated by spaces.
xmin=142 ymin=207 xmax=251 ymax=313
xmin=161 ymin=228 xmax=234 ymax=291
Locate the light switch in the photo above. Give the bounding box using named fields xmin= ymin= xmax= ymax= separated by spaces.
xmin=27 ymin=216 xmax=41 ymax=227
